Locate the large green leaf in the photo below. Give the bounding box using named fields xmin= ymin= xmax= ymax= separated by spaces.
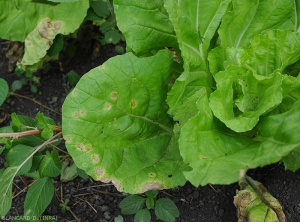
xmin=179 ymin=89 xmax=300 ymax=186
xmin=0 ymin=0 xmax=89 ymax=71
xmin=219 ymin=0 xmax=293 ymax=48
xmin=62 ymin=50 xmax=186 ymax=194
xmin=165 ymin=0 xmax=230 ymax=115
xmin=114 ymin=0 xmax=178 ymax=55
xmin=24 ymin=177 xmax=54 ymax=217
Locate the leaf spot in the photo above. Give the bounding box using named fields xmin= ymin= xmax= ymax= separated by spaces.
xmin=92 ymin=155 xmax=99 ymax=163
xmin=77 ymin=144 xmax=83 ymax=150
xmin=54 ymin=22 xmax=62 ymax=30
xmin=104 ymin=102 xmax=112 ymax=111
xmin=85 ymin=145 xmax=91 ymax=152
xmin=38 ymin=28 xmax=49 ymax=38
xmin=141 ymin=182 xmax=164 ymax=193
xmin=132 ymin=78 xmax=138 ymax=82
xmin=99 ymin=65 xmax=104 ymax=69
xmin=65 ymin=136 xmax=71 ymax=142
xmin=149 ymin=172 xmax=156 ymax=178
xmin=72 ymin=90 xmax=78 ymax=96
xmin=73 ymin=113 xmax=78 ymax=118
xmin=111 ymin=92 xmax=118 ymax=100
xmin=130 ymin=101 xmax=137 ymax=108
xmin=43 ymin=18 xmax=52 ymax=28
xmin=80 ymin=110 xmax=86 ymax=115
xmin=96 ymin=168 xmax=104 ymax=177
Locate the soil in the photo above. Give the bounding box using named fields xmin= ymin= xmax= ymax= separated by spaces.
xmin=0 ymin=39 xmax=300 ymax=222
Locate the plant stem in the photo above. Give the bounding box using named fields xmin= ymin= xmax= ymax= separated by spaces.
xmin=18 ymin=132 xmax=62 ymax=170
xmin=0 ymin=128 xmax=62 ymax=138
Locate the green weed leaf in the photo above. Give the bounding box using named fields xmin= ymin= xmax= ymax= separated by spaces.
xmin=0 ymin=78 xmax=8 ymax=106
xmin=155 ymin=198 xmax=179 ymax=222
xmin=39 ymin=149 xmax=62 ymax=177
xmin=145 ymin=190 xmax=159 ymax=199
xmin=67 ymin=70 xmax=80 ymax=85
xmin=60 ymin=161 xmax=78 ymax=182
xmin=145 ymin=197 xmax=155 ymax=210
xmin=134 ymin=209 xmax=151 ymax=222
xmin=24 ymin=177 xmax=54 ymax=217
xmin=0 ymin=167 xmax=19 ymax=217
xmin=6 ymin=145 xmax=35 ymax=176
xmin=119 ymin=195 xmax=145 ymax=215
xmin=62 ymin=50 xmax=186 ymax=193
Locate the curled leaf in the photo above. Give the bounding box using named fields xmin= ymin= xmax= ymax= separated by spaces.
xmin=234 ymin=176 xmax=286 ymax=222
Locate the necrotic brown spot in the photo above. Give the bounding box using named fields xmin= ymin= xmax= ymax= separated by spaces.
xmin=92 ymin=155 xmax=99 ymax=162
xmin=77 ymin=144 xmax=83 ymax=150
xmin=149 ymin=172 xmax=156 ymax=178
xmin=104 ymin=103 xmax=112 ymax=110
xmin=80 ymin=110 xmax=85 ymax=115
xmin=54 ymin=22 xmax=62 ymax=30
xmin=38 ymin=28 xmax=49 ymax=38
xmin=65 ymin=136 xmax=71 ymax=142
xmin=43 ymin=19 xmax=52 ymax=28
xmin=85 ymin=145 xmax=91 ymax=151
xmin=73 ymin=113 xmax=78 ymax=118
xmin=96 ymin=168 xmax=104 ymax=176
xmin=111 ymin=92 xmax=118 ymax=100
xmin=131 ymin=101 xmax=137 ymax=108
xmin=72 ymin=90 xmax=78 ymax=96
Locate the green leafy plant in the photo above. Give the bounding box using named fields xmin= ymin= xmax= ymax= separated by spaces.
xmin=62 ymin=0 xmax=300 ymax=193
xmin=119 ymin=190 xmax=179 ymax=222
xmin=0 ymin=112 xmax=86 ymax=218
xmin=12 ymin=67 xmax=40 ymax=93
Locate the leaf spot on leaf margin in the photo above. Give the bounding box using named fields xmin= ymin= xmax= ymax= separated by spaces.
xmin=65 ymin=136 xmax=71 ymax=142
xmin=54 ymin=22 xmax=62 ymax=30
xmin=72 ymin=90 xmax=78 ymax=96
xmin=96 ymin=168 xmax=104 ymax=177
xmin=141 ymin=182 xmax=164 ymax=193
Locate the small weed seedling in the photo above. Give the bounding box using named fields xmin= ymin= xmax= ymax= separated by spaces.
xmin=59 ymin=198 xmax=71 ymax=214
xmin=119 ymin=190 xmax=179 ymax=222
